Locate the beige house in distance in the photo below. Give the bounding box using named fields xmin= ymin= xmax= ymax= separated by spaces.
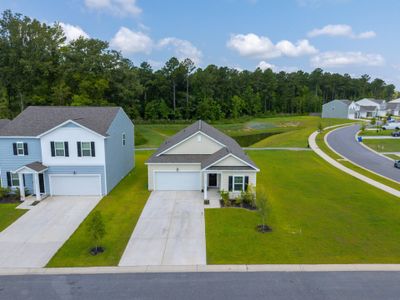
xmin=146 ymin=120 xmax=259 ymax=200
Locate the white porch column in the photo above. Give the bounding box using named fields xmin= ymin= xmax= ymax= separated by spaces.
xmin=18 ymin=173 xmax=25 ymax=201
xmin=203 ymin=172 xmax=208 ymax=200
xmin=33 ymin=173 xmax=41 ymax=201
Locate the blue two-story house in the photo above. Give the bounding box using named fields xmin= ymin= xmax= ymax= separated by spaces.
xmin=0 ymin=106 xmax=134 ymax=201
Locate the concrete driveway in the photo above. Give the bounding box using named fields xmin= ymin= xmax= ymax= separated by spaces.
xmin=327 ymin=124 xmax=400 ymax=182
xmin=0 ymin=196 xmax=101 ymax=268
xmin=119 ymin=191 xmax=206 ymax=266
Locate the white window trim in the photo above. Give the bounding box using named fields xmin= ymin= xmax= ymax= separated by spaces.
xmin=80 ymin=141 xmax=92 ymax=157
xmin=54 ymin=141 xmax=66 ymax=157
xmin=233 ymin=175 xmax=245 ymax=192
xmin=10 ymin=173 xmax=20 ymax=187
xmin=122 ymin=133 xmax=126 ymax=146
xmin=16 ymin=142 xmax=25 ymax=156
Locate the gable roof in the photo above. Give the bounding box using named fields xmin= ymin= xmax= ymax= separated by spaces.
xmin=0 ymin=119 xmax=10 ymax=129
xmin=147 ymin=120 xmax=258 ymax=170
xmin=389 ymin=98 xmax=400 ymax=104
xmin=0 ymin=106 xmax=121 ymax=137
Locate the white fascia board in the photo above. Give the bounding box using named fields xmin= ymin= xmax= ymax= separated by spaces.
xmin=202 ymin=153 xmax=259 ymax=171
xmin=36 ymin=120 xmax=106 ymax=139
xmin=156 ymin=131 xmax=226 ymax=157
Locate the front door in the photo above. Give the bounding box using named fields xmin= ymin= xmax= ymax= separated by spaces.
xmin=208 ymin=174 xmax=217 ymax=187
xmin=39 ymin=173 xmax=45 ymax=194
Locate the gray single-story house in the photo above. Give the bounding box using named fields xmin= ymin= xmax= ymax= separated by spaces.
xmin=146 ymin=120 xmax=260 ymax=199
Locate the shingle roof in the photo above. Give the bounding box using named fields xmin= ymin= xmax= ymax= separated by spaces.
xmin=25 ymin=162 xmax=48 ymax=172
xmin=0 ymin=106 xmax=121 ymax=137
xmin=359 ymin=105 xmax=378 ymax=112
xmin=147 ymin=120 xmax=258 ymax=170
xmin=338 ymin=99 xmax=352 ymax=105
xmin=0 ymin=119 xmax=10 ymax=129
xmin=387 ymin=103 xmax=400 ymax=109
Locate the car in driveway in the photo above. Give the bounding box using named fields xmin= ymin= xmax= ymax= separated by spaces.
xmin=391 ymin=131 xmax=400 ymax=137
xmin=394 ymin=160 xmax=400 ymax=169
xmin=382 ymin=122 xmax=400 ymax=130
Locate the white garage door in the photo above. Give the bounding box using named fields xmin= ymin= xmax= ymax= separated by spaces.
xmin=154 ymin=171 xmax=201 ymax=191
xmin=50 ymin=175 xmax=102 ymax=196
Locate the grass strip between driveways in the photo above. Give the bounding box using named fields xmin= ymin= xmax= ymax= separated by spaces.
xmin=47 ymin=151 xmax=152 ymax=267
xmin=206 ymin=150 xmax=400 ymax=264
xmin=0 ymin=203 xmax=27 ymax=232
xmin=362 ymin=139 xmax=400 ymax=153
xmin=315 ymin=127 xmax=400 ymax=191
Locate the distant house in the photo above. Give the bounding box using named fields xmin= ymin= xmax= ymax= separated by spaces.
xmin=322 ymin=99 xmax=358 ymax=119
xmin=387 ymin=98 xmax=400 ymax=116
xmin=356 ymin=98 xmax=387 ymax=117
xmin=0 ymin=106 xmax=134 ymax=201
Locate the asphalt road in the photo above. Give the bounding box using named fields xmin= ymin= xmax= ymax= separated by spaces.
xmin=1 ymin=271 xmax=400 ymax=300
xmin=326 ymin=124 xmax=400 ymax=182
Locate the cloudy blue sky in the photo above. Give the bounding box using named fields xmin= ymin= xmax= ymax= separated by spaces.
xmin=1 ymin=0 xmax=399 ymax=88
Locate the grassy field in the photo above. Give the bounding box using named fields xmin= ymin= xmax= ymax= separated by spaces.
xmin=206 ymin=151 xmax=400 ymax=264
xmin=48 ymin=152 xmax=151 ymax=267
xmin=0 ymin=203 xmax=26 ymax=232
xmin=360 ymin=129 xmax=395 ymax=136
xmin=362 ymin=139 xmax=400 ymax=152
xmin=136 ymin=116 xmax=355 ymax=149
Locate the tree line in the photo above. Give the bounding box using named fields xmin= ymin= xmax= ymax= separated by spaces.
xmin=0 ymin=10 xmax=397 ymax=121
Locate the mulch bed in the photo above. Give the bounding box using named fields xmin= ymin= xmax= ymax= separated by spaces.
xmin=90 ymin=247 xmax=105 ymax=255
xmin=220 ymin=200 xmax=257 ymax=211
xmin=256 ymin=224 xmax=272 ymax=233
xmin=0 ymin=196 xmax=20 ymax=204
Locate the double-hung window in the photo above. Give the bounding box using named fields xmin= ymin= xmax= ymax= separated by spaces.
xmin=54 ymin=142 xmax=65 ymax=157
xmin=11 ymin=173 xmax=19 ymax=187
xmin=81 ymin=142 xmax=92 ymax=157
xmin=16 ymin=142 xmax=24 ymax=156
xmin=233 ymin=176 xmax=244 ymax=192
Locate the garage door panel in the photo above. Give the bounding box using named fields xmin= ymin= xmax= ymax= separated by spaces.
xmin=155 ymin=172 xmax=200 ymax=191
xmin=50 ymin=175 xmax=101 ymax=196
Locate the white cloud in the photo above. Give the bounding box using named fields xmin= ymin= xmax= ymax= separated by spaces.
xmin=158 ymin=37 xmax=202 ymax=65
xmin=227 ymin=33 xmax=317 ymax=59
xmin=84 ymin=0 xmax=142 ymax=17
xmin=256 ymin=61 xmax=298 ymax=73
xmin=308 ymin=24 xmax=376 ymax=39
xmin=311 ymin=51 xmax=385 ymax=68
xmin=59 ymin=23 xmax=89 ymax=43
xmin=110 ymin=27 xmax=153 ymax=54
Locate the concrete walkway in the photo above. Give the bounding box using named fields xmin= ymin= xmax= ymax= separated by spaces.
xmin=0 ymin=196 xmax=101 ymax=268
xmin=308 ymin=129 xmax=400 ymax=198
xmin=119 ymin=191 xmax=206 ymax=266
xmin=3 ymin=264 xmax=400 ymax=276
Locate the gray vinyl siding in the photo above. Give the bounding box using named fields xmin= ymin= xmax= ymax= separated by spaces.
xmin=104 ymin=108 xmax=134 ymax=193
xmin=45 ymin=165 xmax=106 ymax=195
xmin=0 ymin=138 xmax=41 ymax=192
xmin=322 ymin=100 xmax=350 ymax=119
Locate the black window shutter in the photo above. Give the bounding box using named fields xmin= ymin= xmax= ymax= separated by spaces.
xmin=77 ymin=142 xmax=81 ymax=157
xmin=245 ymin=176 xmax=249 ymax=191
xmin=12 ymin=143 xmax=17 ymax=155
xmin=228 ymin=176 xmax=233 ymax=192
xmin=50 ymin=142 xmax=55 ymax=157
xmin=91 ymin=142 xmax=96 ymax=157
xmin=23 ymin=143 xmax=28 ymax=155
xmin=6 ymin=172 xmax=11 ymax=187
xmin=64 ymin=142 xmax=69 ymax=157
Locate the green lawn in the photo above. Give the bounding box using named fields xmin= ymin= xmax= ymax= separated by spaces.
xmin=0 ymin=203 xmax=26 ymax=232
xmin=360 ymin=129 xmax=395 ymax=136
xmin=363 ymin=139 xmax=400 ymax=152
xmin=136 ymin=116 xmax=355 ymax=149
xmin=47 ymin=151 xmax=151 ymax=267
xmin=206 ymin=151 xmax=400 ymax=264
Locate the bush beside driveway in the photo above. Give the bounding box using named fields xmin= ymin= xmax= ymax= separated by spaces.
xmin=48 ymin=152 xmax=151 ymax=267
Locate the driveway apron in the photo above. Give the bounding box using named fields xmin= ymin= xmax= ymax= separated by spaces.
xmin=0 ymin=196 xmax=101 ymax=268
xmin=119 ymin=191 xmax=206 ymax=266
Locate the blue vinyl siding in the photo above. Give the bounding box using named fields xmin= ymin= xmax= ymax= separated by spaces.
xmin=0 ymin=138 xmax=41 ymax=192
xmin=104 ymin=108 xmax=134 ymax=193
xmin=45 ymin=166 xmax=106 ymax=195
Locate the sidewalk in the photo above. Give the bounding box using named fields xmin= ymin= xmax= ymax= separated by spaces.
xmin=2 ymin=264 xmax=400 ymax=276
xmin=308 ymin=130 xmax=400 ymax=198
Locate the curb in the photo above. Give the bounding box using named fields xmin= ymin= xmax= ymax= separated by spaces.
xmin=3 ymin=264 xmax=400 ymax=276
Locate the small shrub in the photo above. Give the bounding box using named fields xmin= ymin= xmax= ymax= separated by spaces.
xmin=256 ymin=192 xmax=271 ymax=233
xmin=360 ymin=123 xmax=366 ymax=132
xmin=318 ymin=122 xmax=323 ymax=132
xmin=220 ymin=190 xmax=230 ymax=207
xmin=0 ymin=187 xmax=10 ymax=199
xmin=86 ymin=211 xmax=106 ymax=255
xmin=235 ymin=195 xmax=243 ymax=206
xmin=241 ymin=184 xmax=256 ymax=207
